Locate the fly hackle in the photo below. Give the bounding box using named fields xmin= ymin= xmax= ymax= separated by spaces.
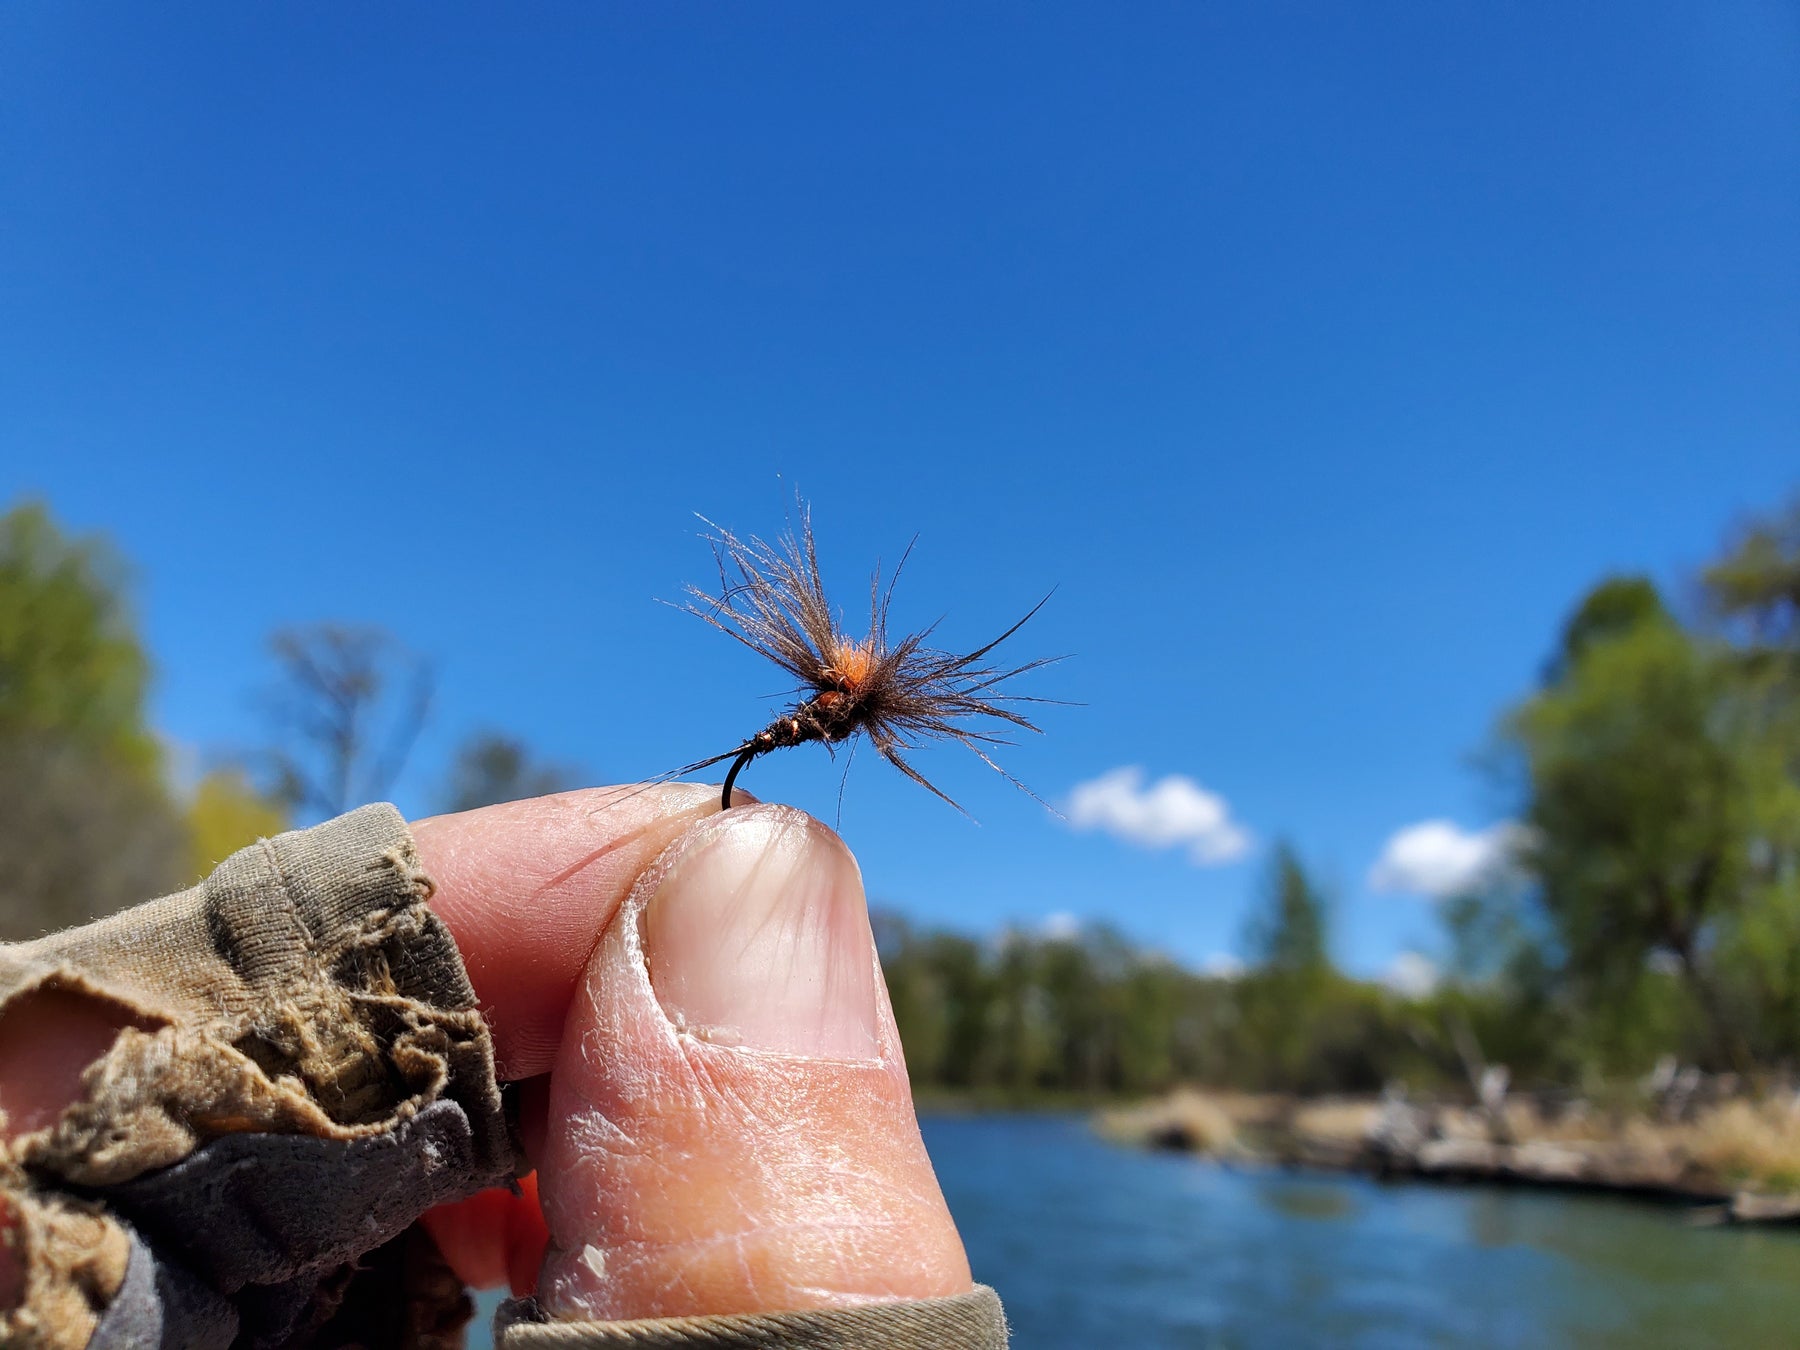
xmin=679 ymin=499 xmax=1063 ymax=814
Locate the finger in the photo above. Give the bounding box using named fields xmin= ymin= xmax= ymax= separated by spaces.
xmin=419 ymin=1170 xmax=551 ymax=1299
xmin=0 ymin=990 xmax=162 ymax=1309
xmin=414 ymin=783 xmax=726 ymax=1081
xmin=0 ymin=1191 xmax=19 ymax=1313
xmin=415 ymin=784 xmax=727 ymax=1291
xmin=417 ymin=1075 xmax=552 ymax=1296
xmin=535 ymin=803 xmax=971 ymax=1320
xmin=0 ymin=988 xmax=148 ymax=1143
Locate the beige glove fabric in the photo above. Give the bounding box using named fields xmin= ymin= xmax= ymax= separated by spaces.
xmin=496 ymin=1285 xmax=1008 ymax=1348
xmin=0 ymin=805 xmax=514 ymax=1349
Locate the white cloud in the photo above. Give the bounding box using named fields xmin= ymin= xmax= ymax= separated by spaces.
xmin=1368 ymin=819 xmax=1525 ymax=898
xmin=1066 ymin=767 xmax=1252 ymax=865
xmin=1040 ymin=911 xmax=1081 ymax=941
xmin=1201 ymin=952 xmax=1246 ymax=980
xmin=1383 ymin=952 xmax=1439 ymax=999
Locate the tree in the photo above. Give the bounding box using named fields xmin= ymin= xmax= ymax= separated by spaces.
xmin=871 ymin=911 xmax=954 ymax=1087
xmin=873 ymin=911 xmax=993 ymax=1092
xmin=0 ymin=501 xmax=160 ymax=773
xmin=1245 ymin=841 xmax=1330 ymax=977
xmin=1705 ymin=497 xmax=1800 ymax=651
xmin=0 ymin=734 xmax=190 ymax=939
xmin=261 ymin=624 xmax=433 ymax=821
xmin=1506 ymin=580 xmax=1800 ymax=1071
xmin=1542 ymin=574 xmax=1670 ymax=684
xmin=0 ymin=502 xmax=186 ymax=937
xmin=442 ymin=732 xmax=575 ymax=813
xmin=1237 ymin=841 xmax=1338 ymax=1091
xmin=186 ymin=768 xmax=288 ymax=879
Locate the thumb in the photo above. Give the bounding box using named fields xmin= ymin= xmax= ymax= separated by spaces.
xmin=535 ymin=803 xmax=971 ymax=1320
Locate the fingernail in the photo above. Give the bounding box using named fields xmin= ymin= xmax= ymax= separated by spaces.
xmin=643 ymin=809 xmax=880 ymax=1059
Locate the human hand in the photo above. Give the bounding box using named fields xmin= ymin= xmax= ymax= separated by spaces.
xmin=410 ymin=786 xmax=972 ymax=1319
xmin=0 ymin=786 xmax=973 ymax=1325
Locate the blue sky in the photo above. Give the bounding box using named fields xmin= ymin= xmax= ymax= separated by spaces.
xmin=4 ymin=4 xmax=1797 ymax=980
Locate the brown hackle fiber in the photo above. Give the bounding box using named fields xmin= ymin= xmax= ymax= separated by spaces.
xmin=673 ymin=504 xmax=1060 ymax=812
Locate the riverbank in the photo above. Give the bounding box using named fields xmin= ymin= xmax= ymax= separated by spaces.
xmin=1094 ymin=1088 xmax=1800 ymax=1224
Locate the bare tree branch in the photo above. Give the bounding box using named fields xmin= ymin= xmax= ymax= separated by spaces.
xmin=261 ymin=624 xmax=434 ymax=821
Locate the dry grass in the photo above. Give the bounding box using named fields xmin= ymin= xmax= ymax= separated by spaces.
xmin=1458 ymin=1095 xmax=1800 ymax=1193
xmin=1681 ymin=1099 xmax=1800 ymax=1191
xmin=1096 ymin=1089 xmax=1239 ymax=1154
xmin=1096 ymin=1085 xmax=1800 ymax=1197
xmin=1290 ymin=1098 xmax=1380 ymax=1146
xmin=1514 ymin=1100 xmax=1619 ymax=1144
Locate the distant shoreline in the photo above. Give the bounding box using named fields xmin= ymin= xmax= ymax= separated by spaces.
xmin=1088 ymin=1088 xmax=1800 ymax=1226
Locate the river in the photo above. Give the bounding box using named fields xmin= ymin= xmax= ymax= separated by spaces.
xmin=473 ymin=1112 xmax=1800 ymax=1347
xmin=931 ymin=1113 xmax=1800 ymax=1347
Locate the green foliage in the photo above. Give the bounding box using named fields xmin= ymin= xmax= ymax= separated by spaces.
xmin=186 ymin=768 xmax=288 ymax=880
xmin=1506 ymin=580 xmax=1800 ymax=1070
xmin=888 ymin=499 xmax=1789 ymax=1098
xmin=884 ymin=490 xmax=1800 ymax=1100
xmin=1705 ymin=497 xmax=1800 ymax=650
xmin=1542 ymin=573 xmax=1671 ymax=684
xmin=1234 ymin=842 xmax=1347 ymax=1090
xmin=1245 ymin=840 xmax=1329 ymax=976
xmin=878 ymin=905 xmax=1461 ymax=1102
xmin=0 ymin=501 xmax=187 ymax=936
xmin=0 ymin=501 xmax=160 ymax=775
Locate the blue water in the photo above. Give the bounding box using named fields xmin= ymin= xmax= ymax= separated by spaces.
xmin=928 ymin=1114 xmax=1800 ymax=1348
xmin=473 ymin=1113 xmax=1800 ymax=1347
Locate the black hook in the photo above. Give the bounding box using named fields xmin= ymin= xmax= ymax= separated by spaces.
xmin=720 ymin=743 xmax=758 ymax=811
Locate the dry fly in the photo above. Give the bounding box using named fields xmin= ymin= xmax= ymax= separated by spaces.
xmin=673 ymin=505 xmax=1059 ymax=813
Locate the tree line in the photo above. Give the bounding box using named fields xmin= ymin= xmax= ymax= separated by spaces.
xmin=883 ymin=496 xmax=1800 ymax=1098
xmin=0 ymin=500 xmax=571 ymax=939
xmin=876 ymin=846 xmax=1458 ymax=1101
xmin=6 ymin=492 xmax=1800 ymax=1104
